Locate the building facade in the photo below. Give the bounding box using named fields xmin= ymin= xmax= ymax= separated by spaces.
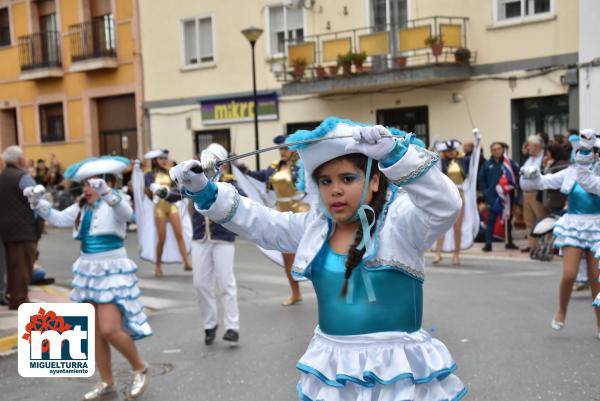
xmin=140 ymin=0 xmax=579 ymax=166
xmin=0 ymin=0 xmax=144 ymax=166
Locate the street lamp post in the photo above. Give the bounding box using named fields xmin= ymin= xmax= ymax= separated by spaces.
xmin=241 ymin=26 xmax=263 ymax=170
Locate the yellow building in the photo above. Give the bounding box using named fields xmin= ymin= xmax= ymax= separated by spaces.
xmin=140 ymin=0 xmax=579 ymax=166
xmin=0 ymin=0 xmax=144 ymax=167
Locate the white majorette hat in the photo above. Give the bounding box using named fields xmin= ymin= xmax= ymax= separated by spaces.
xmin=143 ymin=149 xmax=169 ymax=160
xmin=64 ymin=156 xmax=130 ymax=182
xmin=285 ymin=116 xmax=423 ymax=195
xmin=435 ymin=139 xmax=462 ymax=152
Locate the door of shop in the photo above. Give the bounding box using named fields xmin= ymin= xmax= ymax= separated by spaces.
xmin=97 ymin=94 xmax=138 ymax=158
xmin=376 ymin=106 xmax=429 ymax=146
xmin=194 ymin=129 xmax=230 ymax=157
xmin=286 ymin=121 xmax=321 ymax=135
xmin=0 ymin=108 xmax=18 ymax=148
xmin=511 ymin=95 xmax=569 ymax=162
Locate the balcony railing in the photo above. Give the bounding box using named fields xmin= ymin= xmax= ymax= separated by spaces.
xmin=18 ymin=31 xmax=62 ymax=70
xmin=69 ymin=16 xmax=116 ymax=62
xmin=277 ymin=16 xmax=473 ymax=83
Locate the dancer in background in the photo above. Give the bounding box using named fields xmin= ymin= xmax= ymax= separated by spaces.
xmin=142 ymin=149 xmax=192 ymax=277
xmin=521 ymin=130 xmax=600 ymax=338
xmin=237 ymin=135 xmax=308 ymax=306
xmin=192 ymin=143 xmax=243 ymax=346
xmin=433 ymin=130 xmax=481 ymax=265
xmin=171 ymin=117 xmax=465 ymax=401
xmin=24 ymin=156 xmax=151 ymax=400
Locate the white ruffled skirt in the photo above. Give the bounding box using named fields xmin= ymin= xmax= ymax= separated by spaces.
xmin=594 ymin=293 xmax=600 ymax=308
xmin=296 ymin=327 xmax=466 ymax=401
xmin=70 ymin=248 xmax=152 ymax=340
xmin=553 ymin=213 xmax=600 ymax=250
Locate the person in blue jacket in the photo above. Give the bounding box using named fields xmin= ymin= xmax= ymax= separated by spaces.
xmin=478 ymin=141 xmax=520 ymax=251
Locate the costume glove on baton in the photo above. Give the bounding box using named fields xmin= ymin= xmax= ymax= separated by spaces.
xmin=169 ymin=160 xmax=208 ymax=193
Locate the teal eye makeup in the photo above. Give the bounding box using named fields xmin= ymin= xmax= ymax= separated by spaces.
xmin=342 ymin=173 xmax=361 ymax=184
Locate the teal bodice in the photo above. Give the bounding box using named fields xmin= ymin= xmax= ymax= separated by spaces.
xmin=76 ymin=204 xmax=123 ymax=254
xmin=309 ymin=243 xmax=423 ymax=336
xmin=568 ymin=183 xmax=600 ymax=215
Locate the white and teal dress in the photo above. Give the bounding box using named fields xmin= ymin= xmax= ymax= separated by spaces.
xmin=71 ymin=203 xmax=152 ymax=340
xmin=293 ymin=225 xmax=465 ymax=401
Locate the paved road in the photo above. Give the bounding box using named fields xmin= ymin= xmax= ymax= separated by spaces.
xmin=0 ymin=228 xmax=599 ymax=401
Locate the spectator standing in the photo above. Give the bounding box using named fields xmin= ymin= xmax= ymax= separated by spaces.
xmin=479 ymin=142 xmax=520 ymax=252
xmin=0 ymin=146 xmax=38 ymax=309
xmin=542 ymin=143 xmax=569 ymax=214
xmin=521 ymin=135 xmax=550 ymax=252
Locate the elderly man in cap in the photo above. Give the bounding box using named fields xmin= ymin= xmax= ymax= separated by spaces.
xmin=0 ymin=146 xmax=38 ymax=309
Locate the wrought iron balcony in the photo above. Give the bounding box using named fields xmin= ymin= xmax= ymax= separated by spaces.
xmin=275 ymin=16 xmax=474 ymax=95
xmin=18 ymin=31 xmax=62 ymax=72
xmin=69 ymin=16 xmax=116 ymax=63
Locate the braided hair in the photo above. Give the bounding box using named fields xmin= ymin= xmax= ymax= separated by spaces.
xmin=313 ymin=154 xmax=389 ymax=297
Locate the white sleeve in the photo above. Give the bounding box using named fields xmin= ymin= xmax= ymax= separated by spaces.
xmin=379 ymin=145 xmax=462 ymax=251
xmin=102 ymin=190 xmax=133 ymax=223
xmin=520 ymin=168 xmax=568 ymax=191
xmin=36 ymin=200 xmax=80 ymax=228
xmin=195 ymin=182 xmax=313 ymax=253
xmin=575 ymin=165 xmax=600 ymax=196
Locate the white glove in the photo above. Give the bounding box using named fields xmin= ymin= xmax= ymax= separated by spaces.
xmin=574 ymin=150 xmax=594 ymax=166
xmin=88 ymin=178 xmax=111 ymax=196
xmin=200 ymin=149 xmax=220 ymax=179
xmin=149 ymin=183 xmax=169 ymax=199
xmin=344 ymin=125 xmax=396 ymax=160
xmin=169 ymin=160 xmax=208 ymax=193
xmin=23 ymin=185 xmax=46 ymax=208
xmin=520 ymin=165 xmax=541 ymax=179
xmin=579 ymin=129 xmax=597 ymax=150
xmin=473 ymin=128 xmax=481 ymax=141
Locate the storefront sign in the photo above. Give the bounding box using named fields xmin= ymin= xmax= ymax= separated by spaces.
xmin=200 ymin=92 xmax=279 ymax=125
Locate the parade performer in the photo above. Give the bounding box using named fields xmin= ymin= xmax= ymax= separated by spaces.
xmin=24 ymin=156 xmax=151 ymax=400
xmin=521 ymin=130 xmax=600 ymax=338
xmin=433 ymin=131 xmax=482 ymax=266
xmin=237 ymin=135 xmax=309 ymax=306
xmin=142 ymin=149 xmax=192 ymax=277
xmin=171 ymin=117 xmax=466 ymax=400
xmin=192 ymin=143 xmax=242 ymax=346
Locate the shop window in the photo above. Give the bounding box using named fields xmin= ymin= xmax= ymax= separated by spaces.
xmin=40 ymin=102 xmax=65 ymax=142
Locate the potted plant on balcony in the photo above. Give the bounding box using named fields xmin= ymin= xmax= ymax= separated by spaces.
xmin=454 ymin=47 xmax=471 ymax=65
xmin=291 ymin=58 xmax=308 ymax=80
xmin=337 ymin=52 xmax=353 ymax=76
xmin=424 ymin=34 xmax=444 ymax=56
xmin=315 ymin=65 xmax=327 ymax=78
xmin=396 ymin=55 xmax=408 ymax=67
xmin=328 ymin=65 xmax=339 ymax=76
xmin=351 ymin=51 xmax=367 ymax=73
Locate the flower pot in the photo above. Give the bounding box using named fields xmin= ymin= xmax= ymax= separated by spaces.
xmin=315 ymin=66 xmax=327 ymax=78
xmin=341 ymin=64 xmax=352 ymax=76
xmin=454 ymin=54 xmax=470 ymax=65
xmin=328 ymin=66 xmax=339 ymax=76
xmin=430 ymin=42 xmax=444 ymax=56
xmin=352 ymin=60 xmax=364 ymax=73
xmin=293 ymin=65 xmax=306 ymax=80
xmin=396 ymin=56 xmax=407 ymax=67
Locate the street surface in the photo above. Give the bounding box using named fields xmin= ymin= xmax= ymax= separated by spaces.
xmin=0 ymin=228 xmax=599 ymax=401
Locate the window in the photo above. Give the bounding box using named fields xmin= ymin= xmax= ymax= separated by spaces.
xmin=0 ymin=8 xmax=10 ymax=46
xmin=181 ymin=15 xmax=214 ymax=66
xmin=40 ymin=103 xmax=65 ymax=142
xmin=267 ymin=5 xmax=304 ymax=55
xmin=495 ymin=0 xmax=553 ymax=21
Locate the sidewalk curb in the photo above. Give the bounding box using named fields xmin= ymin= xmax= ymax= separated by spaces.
xmin=0 ymin=333 xmax=17 ymax=356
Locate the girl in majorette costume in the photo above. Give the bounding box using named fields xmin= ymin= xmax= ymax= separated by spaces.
xmin=24 ymin=156 xmax=151 ymax=400
xmin=143 ymin=149 xmax=192 ymax=277
xmin=569 ymin=135 xmax=600 ymax=338
xmin=521 ymin=130 xmax=600 ymax=338
xmin=236 ymin=135 xmax=309 ymax=306
xmin=171 ymin=117 xmax=466 ymax=401
xmin=432 ymin=131 xmax=482 ymax=266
